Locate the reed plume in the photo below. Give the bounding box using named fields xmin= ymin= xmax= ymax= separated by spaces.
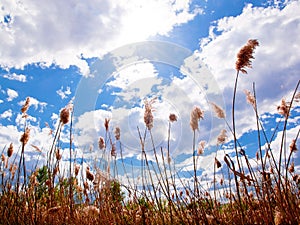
xmin=20 ymin=127 xmax=30 ymax=145
xmin=144 ymin=97 xmax=156 ymax=130
xmin=244 ymin=89 xmax=256 ymax=108
xmin=197 ymin=140 xmax=206 ymax=155
xmin=190 ymin=106 xmax=204 ymax=131
xmin=169 ymin=113 xmax=177 ymax=122
xmin=7 ymin=143 xmax=13 ymax=157
xmin=210 ymin=102 xmax=225 ymax=119
xmin=98 ymin=136 xmax=105 ymax=150
xmin=236 ymin=39 xmax=259 ymax=74
xmin=21 ymin=97 xmax=30 ymax=115
xmin=114 ymin=127 xmax=121 ymax=140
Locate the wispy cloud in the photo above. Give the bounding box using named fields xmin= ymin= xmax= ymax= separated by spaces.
xmin=0 ymin=109 xmax=12 ymax=120
xmin=3 ymin=73 xmax=27 ymax=82
xmin=6 ymin=88 xmax=18 ymax=101
xmin=56 ymin=86 xmax=71 ymax=99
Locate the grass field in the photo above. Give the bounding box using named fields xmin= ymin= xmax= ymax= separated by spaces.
xmin=1 ymin=39 xmax=300 ymax=224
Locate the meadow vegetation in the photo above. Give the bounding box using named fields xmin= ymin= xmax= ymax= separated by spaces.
xmin=0 ymin=40 xmax=300 ymax=224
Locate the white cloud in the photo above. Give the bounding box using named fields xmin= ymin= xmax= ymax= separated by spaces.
xmin=56 ymin=86 xmax=72 ymax=99
xmin=3 ymin=73 xmax=27 ymax=82
xmin=198 ymin=1 xmax=300 ymax=135
xmin=6 ymin=88 xmax=18 ymax=101
xmin=0 ymin=109 xmax=12 ymax=119
xmin=107 ymin=62 xmax=158 ymax=90
xmin=0 ymin=0 xmax=199 ymax=76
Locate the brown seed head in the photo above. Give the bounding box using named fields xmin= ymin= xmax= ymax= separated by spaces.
xmin=55 ymin=148 xmax=62 ymax=161
xmin=277 ymin=98 xmax=290 ymax=118
xmin=111 ymin=143 xmax=117 ymax=157
xmin=21 ymin=97 xmax=30 ymax=114
xmin=144 ymin=97 xmax=156 ymax=130
xmin=104 ymin=118 xmax=110 ymax=131
xmin=289 ymin=162 xmax=295 ymax=173
xmin=210 ymin=102 xmax=225 ymax=119
xmin=256 ymin=151 xmax=260 ymax=161
xmin=7 ymin=143 xmax=13 ymax=157
xmin=9 ymin=164 xmax=17 ymax=179
xmin=197 ymin=140 xmax=206 ymax=155
xmin=169 ymin=113 xmax=177 ymax=122
xmin=60 ymin=107 xmax=70 ymax=125
xmin=244 ymin=90 xmax=256 ymax=108
xmin=114 ymin=126 xmax=121 ymax=140
xmin=20 ymin=127 xmax=30 ymax=145
xmin=1 ymin=153 xmax=5 ymax=162
xmin=289 ymin=139 xmax=297 ymax=153
xmin=74 ymin=164 xmax=80 ymax=176
xmin=217 ymin=129 xmax=227 ymax=145
xmin=235 ymin=39 xmax=259 ymax=73
xmin=295 ymin=92 xmax=300 ymax=102
xmin=86 ymin=167 xmax=94 ymax=181
xmin=98 ymin=136 xmax=105 ymax=150
xmin=190 ymin=106 xmax=204 ymax=131
xmin=215 ymin=158 xmax=222 ymax=168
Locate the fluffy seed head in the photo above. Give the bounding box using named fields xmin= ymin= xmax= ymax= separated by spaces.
xmin=289 ymin=139 xmax=297 ymax=153
xmin=277 ymin=98 xmax=290 ymax=118
xmin=197 ymin=140 xmax=206 ymax=155
xmin=244 ymin=90 xmax=256 ymax=108
xmin=217 ymin=129 xmax=227 ymax=145
xmin=144 ymin=97 xmax=156 ymax=130
xmin=21 ymin=97 xmax=30 ymax=115
xmin=98 ymin=136 xmax=105 ymax=150
xmin=60 ymin=108 xmax=70 ymax=125
xmin=9 ymin=164 xmax=17 ymax=179
xmin=104 ymin=118 xmax=110 ymax=131
xmin=20 ymin=127 xmax=30 ymax=145
xmin=114 ymin=127 xmax=121 ymax=140
xmin=74 ymin=164 xmax=80 ymax=176
xmin=236 ymin=39 xmax=259 ymax=73
xmin=210 ymin=102 xmax=225 ymax=119
xmin=169 ymin=113 xmax=177 ymax=122
xmin=55 ymin=148 xmax=62 ymax=161
xmin=190 ymin=106 xmax=204 ymax=131
xmin=86 ymin=167 xmax=94 ymax=181
xmin=7 ymin=143 xmax=13 ymax=157
xmin=289 ymin=162 xmax=295 ymax=173
xmin=111 ymin=143 xmax=117 ymax=157
xmin=295 ymin=92 xmax=300 ymax=102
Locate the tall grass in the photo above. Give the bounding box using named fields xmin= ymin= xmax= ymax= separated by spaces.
xmin=0 ymin=39 xmax=300 ymax=224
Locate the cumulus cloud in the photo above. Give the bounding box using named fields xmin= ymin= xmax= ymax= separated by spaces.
xmin=198 ymin=1 xmax=300 ymax=135
xmin=2 ymin=72 xmax=27 ymax=82
xmin=0 ymin=109 xmax=12 ymax=120
xmin=56 ymin=86 xmax=72 ymax=99
xmin=6 ymin=88 xmax=18 ymax=101
xmin=0 ymin=0 xmax=199 ymax=76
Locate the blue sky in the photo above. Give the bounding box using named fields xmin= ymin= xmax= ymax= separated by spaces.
xmin=1 ymin=0 xmax=299 ymax=190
